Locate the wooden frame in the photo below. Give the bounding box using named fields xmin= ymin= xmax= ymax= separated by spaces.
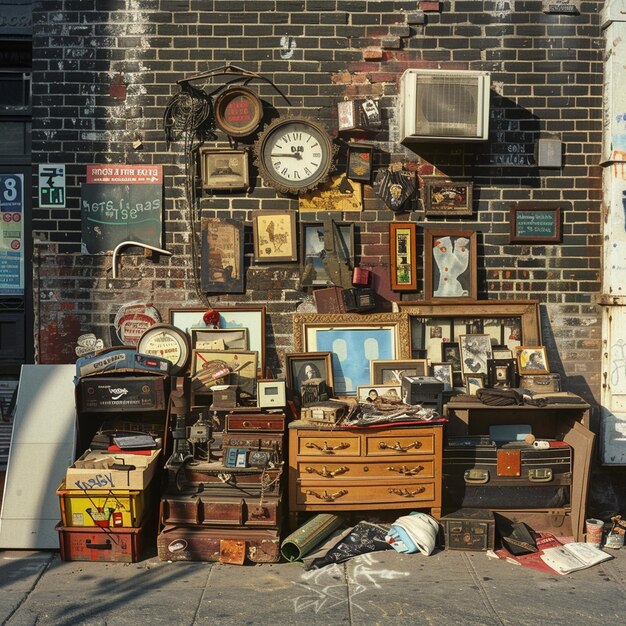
xmin=458 ymin=333 xmax=493 ymax=376
xmin=189 ymin=327 xmax=248 ymax=351
xmin=423 ymin=177 xmax=473 ymax=217
xmin=370 ymin=359 xmax=428 ymax=385
xmin=424 ymin=228 xmax=477 ymax=302
xmin=199 ymin=148 xmax=250 ymax=190
xmin=191 ymin=349 xmax=258 ymax=396
xmin=252 ymin=210 xmax=297 ymax=263
xmin=293 ymin=312 xmax=410 ymax=395
xmin=346 ymin=142 xmax=374 ymax=182
xmin=510 ymin=206 xmax=562 ymax=243
xmin=355 ymin=384 xmax=402 ymax=403
xmin=516 ymin=345 xmax=550 ymax=375
xmin=430 ymin=362 xmax=453 ymax=389
xmin=169 ymin=306 xmax=266 ymax=375
xmin=465 ymin=373 xmax=485 ymax=395
xmin=213 ymin=86 xmax=262 ymax=138
xmin=285 ymin=352 xmax=334 ymax=402
xmin=487 ymin=358 xmax=516 ymax=388
xmin=390 ymin=222 xmax=418 ymax=291
xmin=200 ymin=217 xmax=244 ymax=294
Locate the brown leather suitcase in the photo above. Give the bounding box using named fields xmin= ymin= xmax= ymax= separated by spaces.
xmin=183 ymin=463 xmax=283 ymax=496
xmin=157 ymin=525 xmax=281 ymax=562
xmin=226 ymin=411 xmax=286 ymax=433
xmin=222 ymin=433 xmax=284 ymax=454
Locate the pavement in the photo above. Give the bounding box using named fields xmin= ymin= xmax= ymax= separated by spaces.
xmin=1 ymin=542 xmax=625 ymax=625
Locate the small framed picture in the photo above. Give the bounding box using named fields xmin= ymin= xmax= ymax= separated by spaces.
xmin=459 ymin=334 xmax=493 ymax=376
xmin=356 ymin=384 xmax=402 ymax=403
xmin=189 ymin=327 xmax=248 ymax=351
xmin=285 ymin=352 xmax=334 ymax=402
xmin=192 ymin=350 xmax=258 ymax=396
xmin=510 ymin=206 xmax=561 ymax=244
xmin=492 ymin=345 xmax=514 ymax=360
xmin=390 ymin=222 xmax=418 ymax=291
xmin=337 ymin=100 xmax=358 ymax=131
xmin=199 ymin=148 xmax=250 ymax=190
xmin=516 ymin=346 xmax=550 ymax=375
xmin=346 ymin=142 xmax=374 ymax=182
xmin=465 ymin=373 xmax=485 ymax=395
xmin=430 ymin=362 xmax=453 ymax=390
xmin=252 ymin=211 xmax=297 ymax=263
xmin=487 ymin=358 xmax=516 ymax=388
xmin=422 ymin=177 xmax=473 ymax=217
xmin=370 ymin=359 xmax=428 ymax=385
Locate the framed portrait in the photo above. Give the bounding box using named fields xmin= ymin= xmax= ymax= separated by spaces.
xmin=346 ymin=142 xmax=374 ymax=182
xmin=430 ymin=362 xmax=453 ymax=389
xmin=424 ymin=228 xmax=477 ymax=302
xmin=293 ymin=312 xmax=411 ymax=395
xmin=390 ymin=222 xmax=418 ymax=291
xmin=356 ymin=385 xmax=402 ymax=403
xmin=191 ymin=349 xmax=258 ymax=396
xmin=422 ymin=177 xmax=473 ymax=217
xmin=370 ymin=359 xmax=428 ymax=385
xmin=459 ymin=333 xmax=493 ymax=376
xmin=169 ymin=306 xmax=266 ymax=375
xmin=441 ymin=342 xmax=461 ymax=371
xmin=300 ymin=221 xmax=355 ymax=287
xmin=516 ymin=345 xmax=550 ymax=375
xmin=487 ymin=358 xmax=516 ymax=388
xmin=201 ymin=217 xmax=244 ymax=294
xmin=465 ymin=373 xmax=485 ymax=395
xmin=189 ymin=327 xmax=248 ymax=351
xmin=252 ymin=210 xmax=297 ymax=263
xmin=285 ymin=352 xmax=334 ymax=402
xmin=199 ymin=148 xmax=250 ymax=190
xmin=510 ymin=205 xmax=561 ymax=244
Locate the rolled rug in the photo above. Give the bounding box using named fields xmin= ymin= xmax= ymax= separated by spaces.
xmin=281 ymin=513 xmax=344 ymax=562
xmin=385 ymin=512 xmax=440 ymax=555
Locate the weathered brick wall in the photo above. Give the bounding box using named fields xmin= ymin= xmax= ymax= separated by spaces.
xmin=31 ymin=0 xmax=603 ymax=405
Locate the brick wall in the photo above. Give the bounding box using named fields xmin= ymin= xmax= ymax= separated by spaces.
xmin=31 ymin=1 xmax=604 ymax=403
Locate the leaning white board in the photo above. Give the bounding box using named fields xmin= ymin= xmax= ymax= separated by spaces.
xmin=0 ymin=364 xmax=76 ymax=549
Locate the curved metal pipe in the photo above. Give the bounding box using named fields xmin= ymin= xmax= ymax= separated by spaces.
xmin=111 ymin=240 xmax=172 ymax=279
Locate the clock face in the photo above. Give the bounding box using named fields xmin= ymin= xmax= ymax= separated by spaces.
xmin=254 ymin=117 xmax=336 ymax=195
xmin=137 ymin=324 xmax=190 ymax=375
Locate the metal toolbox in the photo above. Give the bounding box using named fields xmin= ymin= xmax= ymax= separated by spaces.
xmin=441 ymin=508 xmax=495 ymax=551
xmin=443 ymin=437 xmax=572 ymax=510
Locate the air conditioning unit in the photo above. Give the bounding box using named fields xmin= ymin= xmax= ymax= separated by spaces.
xmin=399 ymin=69 xmax=491 ymax=143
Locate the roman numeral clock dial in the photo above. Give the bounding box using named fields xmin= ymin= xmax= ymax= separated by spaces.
xmin=253 ymin=116 xmax=337 ymax=195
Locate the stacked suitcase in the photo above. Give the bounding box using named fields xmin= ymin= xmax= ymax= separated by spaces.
xmin=157 ymin=407 xmax=286 ymax=563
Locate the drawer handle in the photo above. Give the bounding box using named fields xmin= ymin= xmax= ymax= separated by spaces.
xmin=305 ymin=441 xmax=350 ymax=453
xmin=243 ymin=421 xmax=251 ymax=427
xmin=305 ymin=489 xmax=348 ymax=502
xmin=379 ymin=441 xmax=422 ymax=452
xmin=387 ymin=464 xmax=424 ymax=476
xmin=305 ymin=465 xmax=349 ymax=478
xmin=388 ymin=487 xmax=426 ymax=497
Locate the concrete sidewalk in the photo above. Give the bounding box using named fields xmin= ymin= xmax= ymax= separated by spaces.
xmin=1 ymin=545 xmax=624 ymax=626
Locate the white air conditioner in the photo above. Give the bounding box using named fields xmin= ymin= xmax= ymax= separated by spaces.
xmin=399 ymin=69 xmax=491 ymax=143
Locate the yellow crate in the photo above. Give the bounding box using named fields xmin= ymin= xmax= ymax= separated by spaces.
xmin=57 ymin=481 xmax=152 ymax=528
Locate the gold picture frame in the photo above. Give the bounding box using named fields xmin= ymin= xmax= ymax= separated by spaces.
xmin=516 ymin=345 xmax=550 ymax=375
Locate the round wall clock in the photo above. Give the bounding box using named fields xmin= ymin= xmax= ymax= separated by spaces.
xmin=137 ymin=324 xmax=190 ymax=375
xmin=253 ymin=116 xmax=337 ymax=195
xmin=214 ymin=86 xmax=263 ymax=138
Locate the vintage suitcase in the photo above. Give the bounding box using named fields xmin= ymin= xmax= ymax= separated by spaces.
xmin=160 ymin=493 xmax=281 ymax=528
xmin=77 ymin=375 xmax=168 ymax=413
xmin=520 ymin=374 xmax=561 ymax=393
xmin=441 ymin=508 xmax=496 ymax=551
xmin=221 ymin=433 xmax=284 ymax=454
xmin=226 ymin=411 xmax=286 ymax=433
xmin=183 ymin=463 xmax=282 ymax=496
xmin=157 ymin=525 xmax=281 ymax=563
xmin=443 ymin=437 xmax=572 ymax=509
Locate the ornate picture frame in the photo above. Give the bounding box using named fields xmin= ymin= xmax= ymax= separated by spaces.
xmin=422 ymin=177 xmax=473 ymax=216
xmin=252 ymin=210 xmax=297 ymax=263
xmin=390 ymin=222 xmax=418 ymax=291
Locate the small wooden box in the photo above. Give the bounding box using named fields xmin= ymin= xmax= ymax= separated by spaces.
xmin=441 ymin=508 xmax=495 ymax=551
xmin=226 ymin=411 xmax=286 ymax=433
xmin=520 ymin=374 xmax=561 ymax=393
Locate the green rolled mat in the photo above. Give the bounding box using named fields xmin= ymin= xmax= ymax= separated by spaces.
xmin=281 ymin=513 xmax=344 ymax=562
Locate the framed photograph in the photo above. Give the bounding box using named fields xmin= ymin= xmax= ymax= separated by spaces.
xmin=492 ymin=345 xmax=514 ymax=360
xmin=199 ymin=148 xmax=250 ymax=190
xmin=516 ymin=345 xmax=550 ymax=375
xmin=300 ymin=221 xmax=355 ymax=287
xmin=337 ymin=99 xmax=358 ymax=131
xmin=191 ymin=350 xmax=258 ymax=396
xmin=390 ymin=222 xmax=418 ymax=291
xmin=252 ymin=211 xmax=297 ymax=263
xmin=424 ymin=228 xmax=477 ymax=302
xmin=285 ymin=352 xmax=334 ymax=402
xmin=459 ymin=333 xmax=493 ymax=376
xmin=201 ymin=217 xmax=244 ymax=294
xmin=293 ymin=312 xmax=411 ymax=395
xmin=441 ymin=342 xmax=461 ymax=371
xmin=346 ymin=142 xmax=374 ymax=182
xmin=465 ymin=373 xmax=485 ymax=395
xmin=422 ymin=177 xmax=473 ymax=216
xmin=430 ymin=362 xmax=453 ymax=389
xmin=356 ymin=385 xmax=402 ymax=403
xmin=169 ymin=306 xmax=266 ymax=375
xmin=189 ymin=327 xmax=248 ymax=351
xmin=487 ymin=358 xmax=516 ymax=388
xmin=370 ymin=359 xmax=428 ymax=385
xmin=510 ymin=206 xmax=561 ymax=243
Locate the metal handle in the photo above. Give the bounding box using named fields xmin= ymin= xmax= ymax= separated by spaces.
xmin=464 ymin=469 xmax=489 ymax=484
xmin=305 ymin=465 xmax=349 ymax=478
xmin=388 ymin=487 xmax=426 ymax=497
xmin=305 ymin=441 xmax=350 ymax=453
xmin=305 ymin=489 xmax=348 ymax=502
xmin=386 ymin=464 xmax=424 ymax=476
xmin=378 ymin=440 xmax=422 ymax=452
xmin=529 ymin=468 xmax=553 ymax=482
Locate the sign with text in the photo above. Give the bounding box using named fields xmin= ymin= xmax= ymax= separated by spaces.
xmin=81 ymin=164 xmax=163 ymax=254
xmin=510 ymin=206 xmax=562 ymax=243
xmin=39 ymin=164 xmax=66 ymax=208
xmin=0 ymin=174 xmax=24 ymax=294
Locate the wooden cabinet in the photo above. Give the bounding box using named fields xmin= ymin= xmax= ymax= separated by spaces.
xmin=288 ymin=422 xmax=443 ymax=528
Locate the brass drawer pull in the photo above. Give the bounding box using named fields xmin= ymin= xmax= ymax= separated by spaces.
xmin=305 ymin=441 xmax=350 ymax=453
xmin=305 ymin=489 xmax=348 ymax=502
xmin=305 ymin=465 xmax=349 ymax=478
xmin=388 ymin=487 xmax=426 ymax=497
xmin=387 ymin=464 xmax=424 ymax=476
xmin=379 ymin=441 xmax=422 ymax=452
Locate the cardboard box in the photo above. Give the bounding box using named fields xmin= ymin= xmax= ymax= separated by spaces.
xmin=65 ymin=449 xmax=161 ymax=491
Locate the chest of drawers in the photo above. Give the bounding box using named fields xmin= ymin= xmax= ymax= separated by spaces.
xmin=288 ymin=422 xmax=443 ymax=529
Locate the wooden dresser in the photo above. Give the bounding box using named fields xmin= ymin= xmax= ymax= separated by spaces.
xmin=288 ymin=421 xmax=443 ymax=529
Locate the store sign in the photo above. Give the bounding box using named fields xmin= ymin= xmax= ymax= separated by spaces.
xmin=0 ymin=174 xmax=24 ymax=295
xmin=39 ymin=164 xmax=66 ymax=208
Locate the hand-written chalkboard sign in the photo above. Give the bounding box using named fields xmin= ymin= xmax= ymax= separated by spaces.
xmin=510 ymin=206 xmax=561 ymax=243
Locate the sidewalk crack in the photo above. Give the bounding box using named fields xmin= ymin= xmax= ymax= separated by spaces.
xmin=462 ymin=552 xmax=505 ymax=625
